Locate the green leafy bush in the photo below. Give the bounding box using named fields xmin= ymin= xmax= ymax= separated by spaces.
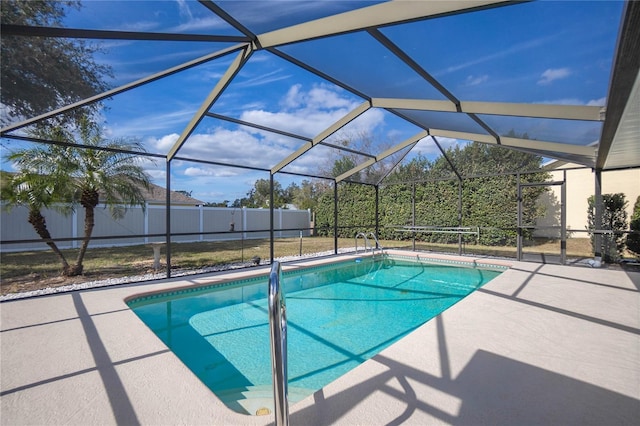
xmin=626 ymin=196 xmax=640 ymax=258
xmin=587 ymin=193 xmax=628 ymax=262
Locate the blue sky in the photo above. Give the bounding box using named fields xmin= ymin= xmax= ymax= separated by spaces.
xmin=1 ymin=0 xmax=624 ymax=204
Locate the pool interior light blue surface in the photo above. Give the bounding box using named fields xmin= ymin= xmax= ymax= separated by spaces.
xmin=128 ymin=256 xmax=503 ymax=414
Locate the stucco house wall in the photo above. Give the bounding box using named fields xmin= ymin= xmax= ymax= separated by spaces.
xmin=535 ymin=162 xmax=640 ymax=238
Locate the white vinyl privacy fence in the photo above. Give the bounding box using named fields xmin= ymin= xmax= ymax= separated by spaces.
xmin=0 ymin=204 xmax=312 ymax=252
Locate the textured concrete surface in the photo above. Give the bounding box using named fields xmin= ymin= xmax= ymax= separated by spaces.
xmin=1 ymin=252 xmax=639 ymax=425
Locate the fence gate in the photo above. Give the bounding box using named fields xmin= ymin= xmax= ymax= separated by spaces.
xmin=517 ymin=173 xmax=567 ymax=264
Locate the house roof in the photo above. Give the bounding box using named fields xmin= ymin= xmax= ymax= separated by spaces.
xmin=140 ymin=183 xmax=204 ymax=205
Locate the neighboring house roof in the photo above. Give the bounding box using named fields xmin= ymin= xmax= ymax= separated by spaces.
xmin=0 ymin=171 xmax=204 ymax=205
xmin=140 ymin=183 xmax=204 ymax=205
xmin=543 ymin=159 xmax=572 ymax=170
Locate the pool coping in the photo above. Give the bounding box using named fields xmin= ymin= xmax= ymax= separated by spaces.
xmin=124 ymin=250 xmax=510 ymax=306
xmin=2 ymin=250 xmax=638 ymax=425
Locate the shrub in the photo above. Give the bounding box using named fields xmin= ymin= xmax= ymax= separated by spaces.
xmin=587 ymin=193 xmax=628 ymax=262
xmin=626 ymin=196 xmax=640 ymax=258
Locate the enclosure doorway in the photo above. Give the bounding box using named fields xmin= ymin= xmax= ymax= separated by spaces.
xmin=517 ymin=174 xmax=567 ymax=264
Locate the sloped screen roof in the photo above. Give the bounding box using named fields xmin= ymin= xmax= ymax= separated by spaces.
xmin=2 ymin=0 xmax=639 ymax=194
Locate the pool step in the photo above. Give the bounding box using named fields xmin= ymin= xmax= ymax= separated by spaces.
xmin=217 ymin=385 xmax=313 ymax=416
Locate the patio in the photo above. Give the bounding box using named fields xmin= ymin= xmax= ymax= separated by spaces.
xmin=2 ymin=252 xmax=638 ymax=425
xmin=1 ymin=3 xmax=640 ymax=423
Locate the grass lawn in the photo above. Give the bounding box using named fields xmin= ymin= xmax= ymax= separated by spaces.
xmin=0 ymin=237 xmax=595 ymax=296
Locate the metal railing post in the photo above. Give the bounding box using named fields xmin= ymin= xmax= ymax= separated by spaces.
xmin=268 ymin=262 xmax=289 ymax=426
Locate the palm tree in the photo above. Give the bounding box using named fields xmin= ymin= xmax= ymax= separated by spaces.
xmin=1 ymin=168 xmax=74 ymax=275
xmin=3 ymin=117 xmax=151 ymax=276
xmin=63 ymin=118 xmax=151 ymax=275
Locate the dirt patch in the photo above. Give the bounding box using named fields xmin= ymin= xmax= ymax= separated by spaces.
xmin=0 ymin=266 xmax=154 ymax=296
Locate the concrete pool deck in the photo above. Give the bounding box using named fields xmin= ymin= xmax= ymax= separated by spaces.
xmin=1 ymin=251 xmax=639 ymax=425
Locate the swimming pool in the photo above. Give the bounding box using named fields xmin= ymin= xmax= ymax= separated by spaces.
xmin=127 ymin=255 xmax=503 ymax=415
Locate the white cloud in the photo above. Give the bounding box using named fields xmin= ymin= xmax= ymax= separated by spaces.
xmin=219 ymin=1 xmax=344 ymax=28
xmin=537 ymin=97 xmax=606 ymax=106
xmin=465 ymin=74 xmax=489 ymax=86
xmin=282 ymin=84 xmax=303 ymax=109
xmin=539 ymin=98 xmax=583 ymax=105
xmin=537 ymin=68 xmax=571 ymax=85
xmin=172 ymin=14 xmax=231 ymax=32
xmin=152 ymin=133 xmax=180 ymax=151
xmin=169 ymin=0 xmax=230 ymax=33
xmin=126 ymin=84 xmax=387 ymax=182
xmin=106 ymin=107 xmax=197 ymax=138
xmin=237 ymin=101 xmax=266 ymax=111
xmin=240 ymin=84 xmax=365 ymax=138
xmin=412 ymin=136 xmax=459 ymax=156
xmin=175 ymin=0 xmax=193 ymax=21
xmin=386 ymin=129 xmax=405 ymax=140
xmin=235 ymin=69 xmax=292 ymax=88
xmin=151 ymin=128 xmax=291 ymax=169
xmin=281 ymin=83 xmax=356 ymax=111
xmin=184 ymin=167 xmax=239 ymax=177
xmin=587 ymin=97 xmax=606 ymax=106
xmin=145 ymin=168 xmax=166 ymax=181
xmin=240 ymin=108 xmax=349 ymax=138
xmin=439 ymin=35 xmax=554 ymax=76
xmin=306 ymin=85 xmax=357 ymax=110
xmin=326 ymin=109 xmax=386 ymax=143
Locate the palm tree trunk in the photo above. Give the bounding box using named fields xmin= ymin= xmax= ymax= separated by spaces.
xmin=71 ymin=204 xmax=95 ymax=276
xmin=28 ymin=209 xmax=71 ymax=276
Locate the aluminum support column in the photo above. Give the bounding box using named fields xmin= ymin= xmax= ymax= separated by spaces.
xmin=560 ymin=170 xmax=567 ymax=265
xmin=516 ymin=173 xmax=522 ymax=261
xmin=458 ymin=180 xmax=463 ymax=255
xmin=165 ymin=161 xmax=172 ymax=277
xmin=594 ymin=169 xmax=603 ymax=261
xmin=334 ymin=181 xmax=338 ymax=255
xmin=412 ymin=183 xmax=416 ymax=251
xmin=375 ymin=185 xmax=380 ymax=239
xmin=270 ymin=174 xmax=275 ymax=263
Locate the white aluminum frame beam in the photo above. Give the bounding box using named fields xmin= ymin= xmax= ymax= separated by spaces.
xmin=371 ymin=98 xmax=604 ymax=121
xmin=372 ymin=98 xmax=457 ymax=113
xmin=258 ymin=1 xmax=511 ymax=48
xmin=430 ymin=129 xmax=496 ymax=144
xmin=430 ymin=128 xmax=596 ymax=157
xmin=500 ymin=136 xmax=596 ymax=157
xmin=167 ymin=46 xmax=253 ymax=160
xmin=271 ymin=101 xmax=371 ymax=174
xmin=461 ymin=101 xmax=603 ymax=121
xmin=335 ymin=130 xmax=429 ymax=182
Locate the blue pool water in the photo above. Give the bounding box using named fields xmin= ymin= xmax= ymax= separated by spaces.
xmin=128 ymin=256 xmax=502 ymax=414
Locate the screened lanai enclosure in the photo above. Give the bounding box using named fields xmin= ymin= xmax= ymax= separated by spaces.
xmin=1 ymin=0 xmax=640 ymax=288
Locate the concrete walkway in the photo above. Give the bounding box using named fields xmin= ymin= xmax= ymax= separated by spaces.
xmin=1 ymin=254 xmax=639 ymax=425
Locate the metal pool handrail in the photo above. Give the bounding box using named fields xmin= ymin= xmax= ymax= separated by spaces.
xmin=366 ymin=231 xmax=384 ymax=255
xmin=268 ymin=261 xmax=289 ymax=426
xmin=355 ymin=231 xmax=384 ymax=255
xmin=354 ymin=232 xmax=369 ymax=254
